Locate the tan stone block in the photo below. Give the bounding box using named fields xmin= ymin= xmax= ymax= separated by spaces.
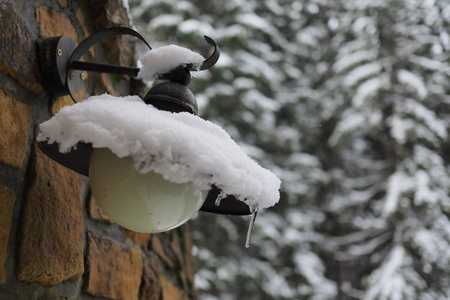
xmin=50 ymin=88 xmax=85 ymax=115
xmin=0 ymin=1 xmax=43 ymax=94
xmin=141 ymin=256 xmax=162 ymax=300
xmin=85 ymin=231 xmax=143 ymax=300
xmin=17 ymin=146 xmax=84 ymax=285
xmin=181 ymin=225 xmax=196 ymax=288
xmin=36 ymin=6 xmax=78 ymax=42
xmin=0 ymin=89 xmax=31 ymax=169
xmin=75 ymin=9 xmax=96 ymax=57
xmin=88 ymin=192 xmax=114 ymax=224
xmin=151 ymin=235 xmax=175 ymax=269
xmin=57 ymin=0 xmax=68 ymax=8
xmin=161 ymin=276 xmax=189 ymax=300
xmin=0 ymin=185 xmax=15 ymax=284
xmin=122 ymin=228 xmax=151 ymax=248
xmin=75 ymin=9 xmax=92 ymax=40
xmin=176 ymin=225 xmax=196 ymax=294
xmin=99 ymin=73 xmax=120 ymax=96
xmin=88 ymin=0 xmax=134 ymax=66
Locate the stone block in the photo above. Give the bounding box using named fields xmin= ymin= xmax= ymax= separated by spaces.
xmin=161 ymin=276 xmax=189 ymax=300
xmin=122 ymin=228 xmax=151 ymax=248
xmin=17 ymin=146 xmax=84 ymax=285
xmin=88 ymin=192 xmax=114 ymax=224
xmin=50 ymin=88 xmax=85 ymax=116
xmin=141 ymin=255 xmax=162 ymax=300
xmin=57 ymin=0 xmax=68 ymax=8
xmin=36 ymin=6 xmax=78 ymax=42
xmin=0 ymin=89 xmax=31 ymax=169
xmin=0 ymin=185 xmax=15 ymax=284
xmin=180 ymin=225 xmax=196 ymax=291
xmin=88 ymin=0 xmax=135 ymax=66
xmin=85 ymin=231 xmax=143 ymax=300
xmin=75 ymin=9 xmax=93 ymax=40
xmin=151 ymin=235 xmax=175 ymax=269
xmin=0 ymin=0 xmax=43 ymax=94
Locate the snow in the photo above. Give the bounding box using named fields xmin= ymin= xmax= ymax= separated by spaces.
xmin=178 ymin=19 xmax=215 ymax=36
xmin=390 ymin=115 xmax=415 ymax=144
xmin=37 ymin=94 xmax=280 ymax=211
xmin=352 ymin=76 xmax=386 ymax=107
xmin=149 ymin=14 xmax=183 ymax=29
xmin=398 ymin=69 xmax=428 ymax=98
xmin=383 ymin=171 xmax=414 ymax=217
xmin=365 ymin=246 xmax=426 ymax=300
xmin=411 ymin=55 xmax=450 ymax=74
xmin=236 ymin=13 xmax=271 ymax=31
xmin=294 ymin=251 xmax=337 ymax=298
xmin=328 ymin=109 xmax=382 ymax=146
xmin=138 ymin=45 xmax=204 ymax=82
xmin=402 ymin=98 xmax=448 ymax=140
xmin=343 ymin=62 xmax=382 ymax=87
xmin=333 ymin=50 xmax=377 ymax=73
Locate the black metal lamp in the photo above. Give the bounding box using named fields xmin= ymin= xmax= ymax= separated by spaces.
xmin=37 ymin=27 xmax=251 ymax=224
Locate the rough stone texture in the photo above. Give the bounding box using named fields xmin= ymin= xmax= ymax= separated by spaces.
xmin=0 ymin=185 xmax=15 ymax=284
xmin=75 ymin=9 xmax=92 ymax=40
xmin=17 ymin=146 xmax=84 ymax=285
xmin=0 ymin=0 xmax=43 ymax=94
xmin=75 ymin=8 xmax=95 ymax=57
xmin=0 ymin=1 xmax=197 ymax=298
xmin=171 ymin=234 xmax=184 ymax=267
xmin=99 ymin=73 xmax=120 ymax=96
xmin=180 ymin=225 xmax=196 ymax=293
xmin=36 ymin=6 xmax=78 ymax=42
xmin=88 ymin=193 xmax=114 ymax=224
xmin=0 ymin=90 xmax=31 ymax=169
xmin=151 ymin=235 xmax=175 ymax=269
xmin=88 ymin=0 xmax=135 ymax=66
xmin=141 ymin=255 xmax=163 ymax=300
xmin=122 ymin=228 xmax=151 ymax=248
xmin=50 ymin=88 xmax=85 ymax=115
xmin=57 ymin=0 xmax=68 ymax=8
xmin=161 ymin=276 xmax=190 ymax=300
xmin=85 ymin=231 xmax=143 ymax=300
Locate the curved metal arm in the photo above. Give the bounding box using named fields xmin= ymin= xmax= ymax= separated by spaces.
xmin=67 ymin=27 xmax=152 ymax=102
xmin=199 ymin=36 xmax=220 ymax=70
xmin=65 ymin=28 xmax=220 ymax=102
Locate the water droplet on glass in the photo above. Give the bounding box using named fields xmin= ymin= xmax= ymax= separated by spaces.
xmin=245 ymin=209 xmax=258 ymax=248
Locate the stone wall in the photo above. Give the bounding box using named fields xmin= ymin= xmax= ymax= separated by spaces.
xmin=0 ymin=0 xmax=196 ymax=299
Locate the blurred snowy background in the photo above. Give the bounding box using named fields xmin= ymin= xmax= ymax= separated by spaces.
xmin=129 ymin=0 xmax=450 ymax=299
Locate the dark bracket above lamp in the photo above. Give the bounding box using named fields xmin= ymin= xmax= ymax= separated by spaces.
xmin=37 ymin=26 xmax=251 ymax=216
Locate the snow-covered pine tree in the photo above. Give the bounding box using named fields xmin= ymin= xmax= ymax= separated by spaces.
xmin=130 ymin=0 xmax=337 ymax=299
xmin=324 ymin=0 xmax=450 ymax=298
xmin=130 ymin=0 xmax=450 ymax=298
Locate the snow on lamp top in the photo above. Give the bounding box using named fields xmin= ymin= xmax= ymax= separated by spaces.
xmin=138 ymin=44 xmax=205 ymax=82
xmin=37 ymin=94 xmax=281 ymax=211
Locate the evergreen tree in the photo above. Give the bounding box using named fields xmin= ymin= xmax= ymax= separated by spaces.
xmin=322 ymin=0 xmax=450 ymax=298
xmin=130 ymin=0 xmax=450 ymax=299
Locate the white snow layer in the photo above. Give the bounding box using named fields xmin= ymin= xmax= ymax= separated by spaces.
xmin=37 ymin=94 xmax=281 ymax=211
xmin=138 ymin=44 xmax=204 ymax=82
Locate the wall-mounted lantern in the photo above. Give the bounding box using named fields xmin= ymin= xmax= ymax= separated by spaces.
xmin=36 ymin=27 xmax=280 ymax=245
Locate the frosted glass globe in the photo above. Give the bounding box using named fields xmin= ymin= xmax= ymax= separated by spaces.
xmin=89 ymin=148 xmax=208 ymax=233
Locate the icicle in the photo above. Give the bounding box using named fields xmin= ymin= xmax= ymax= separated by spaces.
xmin=245 ymin=209 xmax=258 ymax=248
xmin=215 ymin=191 xmax=225 ymax=206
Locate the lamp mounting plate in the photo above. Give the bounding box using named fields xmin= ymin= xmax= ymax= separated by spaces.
xmin=38 ymin=36 xmax=83 ymax=97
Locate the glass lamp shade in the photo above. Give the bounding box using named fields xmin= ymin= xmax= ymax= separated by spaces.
xmin=89 ymin=148 xmax=208 ymax=233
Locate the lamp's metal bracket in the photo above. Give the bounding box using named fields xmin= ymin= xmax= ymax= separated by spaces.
xmin=38 ymin=36 xmax=83 ymax=97
xmin=38 ymin=27 xmax=220 ymax=103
